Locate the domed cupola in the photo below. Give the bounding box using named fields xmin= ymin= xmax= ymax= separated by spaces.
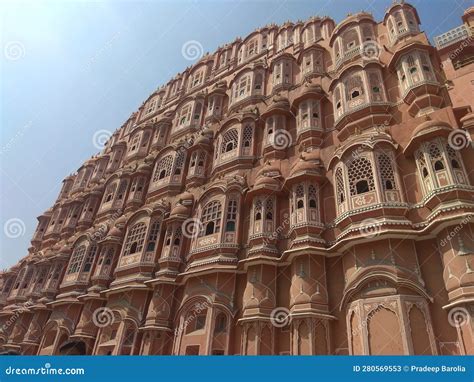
xmin=286 ymin=149 xmax=324 ymax=186
xmin=169 ymin=194 xmax=194 ymax=221
xmin=251 ymin=161 xmax=283 ymax=195
xmin=383 ymin=1 xmax=421 ymax=46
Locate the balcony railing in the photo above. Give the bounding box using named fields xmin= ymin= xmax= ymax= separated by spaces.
xmin=435 ymin=25 xmax=470 ymax=49
xmin=390 ymin=25 xmax=419 ymax=45
xmin=334 ymin=100 xmax=391 ymax=125
xmin=335 ymin=45 xmax=362 ymax=69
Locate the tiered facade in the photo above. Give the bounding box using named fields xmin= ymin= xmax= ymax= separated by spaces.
xmin=1 ymin=2 xmax=473 ymax=356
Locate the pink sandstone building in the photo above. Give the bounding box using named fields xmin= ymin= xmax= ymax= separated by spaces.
xmin=0 ymin=2 xmax=473 ymax=356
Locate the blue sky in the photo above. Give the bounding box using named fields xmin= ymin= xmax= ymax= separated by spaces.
xmin=0 ymin=0 xmax=471 ymax=269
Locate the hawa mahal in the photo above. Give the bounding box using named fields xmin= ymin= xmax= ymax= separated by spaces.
xmin=1 ymin=2 xmax=473 ymax=356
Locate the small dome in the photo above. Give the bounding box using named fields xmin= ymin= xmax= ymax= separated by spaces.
xmin=289 ymin=150 xmax=321 ymax=177
xmin=108 ymin=226 xmax=123 ymax=238
xmin=194 ymin=134 xmax=211 ymax=147
xmin=262 ymin=95 xmax=290 ymax=117
xmin=256 ymin=161 xmax=281 ymax=178
xmin=460 ymin=112 xmax=474 ymax=129
xmin=404 ymin=119 xmax=453 ymax=156
xmin=252 ymin=162 xmax=281 ymax=192
xmin=178 ymin=191 xmax=194 ymax=202
xmin=114 ymin=215 xmax=128 ymax=226
xmin=170 ymin=203 xmax=190 ymax=217
xmin=254 ymin=175 xmax=280 ymax=189
xmin=412 ymin=120 xmax=451 ymax=137
xmin=464 ymin=6 xmax=474 ymax=16
xmin=138 ymin=162 xmax=152 ymax=172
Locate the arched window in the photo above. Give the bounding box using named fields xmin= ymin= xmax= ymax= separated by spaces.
xmin=377 ymin=153 xmax=397 ymax=191
xmin=226 ymin=199 xmax=238 ymax=232
xmin=153 ymin=155 xmax=174 ymax=182
xmin=214 ymin=313 xmax=227 ymax=333
xmin=299 ymin=100 xmax=320 ymax=129
xmin=189 ymin=68 xmax=205 ymax=89
xmin=145 ymin=97 xmax=157 ymax=115
xmin=446 ymin=145 xmax=460 ymax=168
xmin=266 ymin=117 xmax=274 ymax=138
xmin=104 ymin=183 xmax=117 ymax=203
xmin=146 ymin=220 xmax=161 ymax=252
xmin=342 ymin=28 xmax=360 ymax=50
xmin=173 ymin=150 xmax=186 ymax=175
xmin=221 ymin=129 xmax=239 ymax=153
xmin=296 ymin=184 xmax=305 ymax=209
xmin=82 ymin=245 xmax=97 ymax=272
xmin=242 ymin=125 xmax=253 ymax=152
xmin=115 ymin=179 xmax=128 ymax=201
xmin=201 ymin=201 xmax=222 ymax=236
xmin=356 ymin=180 xmax=369 ymax=194
xmin=345 ymin=74 xmax=364 ymax=102
xmin=129 ymin=177 xmax=145 ymax=200
xmin=164 ymin=227 xmax=172 ymax=246
xmin=394 ymin=12 xmax=404 ymax=32
xmin=348 ymin=157 xmax=375 ymax=196
xmin=128 ymin=133 xmax=140 ymax=152
xmin=233 ymin=74 xmax=252 ymax=101
xmin=254 ymin=73 xmax=263 ymax=92
xmin=123 ymin=222 xmax=147 ymax=256
xmin=173 ymin=227 xmax=182 ymax=246
xmin=368 ymin=71 xmax=384 ymax=102
xmin=67 ymin=245 xmax=87 ymax=274
xmin=334 ymin=86 xmax=343 ymax=117
xmin=177 ymin=103 xmax=192 ymax=127
xmin=255 ymin=199 xmax=262 ymax=220
xmin=265 ymin=198 xmax=273 ymax=220
xmin=336 ymin=167 xmax=345 ymax=204
xmin=428 ymin=144 xmax=445 ymax=172
xmin=308 ymin=185 xmax=318 ymax=208
xmin=104 ymin=252 xmax=113 ymax=266
xmin=189 ymin=151 xmax=206 ymax=176
xmin=246 ymin=38 xmax=258 ymax=57
xmin=190 ymin=152 xmax=197 ymax=168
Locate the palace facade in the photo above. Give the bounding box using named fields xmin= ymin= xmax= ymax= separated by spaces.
xmin=1 ymin=2 xmax=473 ymax=356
